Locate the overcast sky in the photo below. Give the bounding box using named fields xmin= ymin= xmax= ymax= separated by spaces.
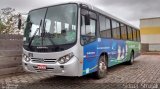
xmin=0 ymin=0 xmax=160 ymax=28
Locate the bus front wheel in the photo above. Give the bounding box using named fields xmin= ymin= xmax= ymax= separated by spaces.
xmin=94 ymin=55 xmax=107 ymax=79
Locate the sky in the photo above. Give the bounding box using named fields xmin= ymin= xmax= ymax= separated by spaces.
xmin=0 ymin=0 xmax=160 ymax=28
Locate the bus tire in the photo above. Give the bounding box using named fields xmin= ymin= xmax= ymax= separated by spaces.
xmin=94 ymin=55 xmax=107 ymax=79
xmin=126 ymin=51 xmax=134 ymax=65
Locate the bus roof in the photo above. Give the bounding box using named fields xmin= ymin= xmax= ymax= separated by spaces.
xmin=30 ymin=1 xmax=139 ymax=30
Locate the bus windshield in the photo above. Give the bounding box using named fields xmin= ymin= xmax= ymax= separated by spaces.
xmin=24 ymin=4 xmax=78 ymax=47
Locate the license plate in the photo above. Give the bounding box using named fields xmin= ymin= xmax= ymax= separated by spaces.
xmin=37 ymin=65 xmax=46 ymax=70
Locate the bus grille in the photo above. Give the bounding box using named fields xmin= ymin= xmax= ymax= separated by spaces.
xmin=36 ymin=49 xmax=48 ymax=52
xmin=31 ymin=58 xmax=57 ymax=64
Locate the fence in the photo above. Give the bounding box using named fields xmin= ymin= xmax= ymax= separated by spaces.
xmin=0 ymin=34 xmax=23 ymax=76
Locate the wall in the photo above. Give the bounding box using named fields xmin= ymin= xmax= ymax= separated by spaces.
xmin=0 ymin=34 xmax=23 ymax=75
xmin=140 ymin=17 xmax=160 ymax=52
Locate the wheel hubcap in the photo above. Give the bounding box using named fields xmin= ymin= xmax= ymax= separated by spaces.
xmin=131 ymin=55 xmax=134 ymax=63
xmin=99 ymin=60 xmax=106 ymax=72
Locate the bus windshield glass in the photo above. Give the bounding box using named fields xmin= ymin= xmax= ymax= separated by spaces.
xmin=24 ymin=4 xmax=78 ymax=47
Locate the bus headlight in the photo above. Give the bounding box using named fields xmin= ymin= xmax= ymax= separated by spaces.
xmin=23 ymin=54 xmax=31 ymax=62
xmin=58 ymin=53 xmax=74 ymax=64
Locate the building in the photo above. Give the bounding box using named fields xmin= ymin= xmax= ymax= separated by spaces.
xmin=140 ymin=17 xmax=160 ymax=52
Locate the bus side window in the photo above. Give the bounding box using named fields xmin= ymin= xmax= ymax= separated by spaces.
xmin=133 ymin=29 xmax=137 ymax=41
xmin=120 ymin=24 xmax=127 ymax=40
xmin=137 ymin=30 xmax=141 ymax=42
xmin=127 ymin=26 xmax=133 ymax=40
xmin=99 ymin=15 xmax=111 ymax=38
xmin=81 ymin=15 xmax=96 ymax=45
xmin=112 ymin=20 xmax=120 ymax=39
xmin=139 ymin=30 xmax=141 ymax=42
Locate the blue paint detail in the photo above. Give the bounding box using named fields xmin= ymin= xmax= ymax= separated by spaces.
xmin=83 ymin=40 xmax=98 ymax=75
xmin=82 ymin=38 xmax=127 ymax=75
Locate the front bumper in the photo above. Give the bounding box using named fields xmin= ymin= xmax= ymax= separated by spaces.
xmin=22 ymin=56 xmax=81 ymax=76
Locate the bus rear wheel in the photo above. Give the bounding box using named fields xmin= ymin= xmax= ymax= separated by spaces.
xmin=94 ymin=55 xmax=107 ymax=79
xmin=126 ymin=51 xmax=134 ymax=65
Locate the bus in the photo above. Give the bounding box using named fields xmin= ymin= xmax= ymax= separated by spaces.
xmin=22 ymin=2 xmax=141 ymax=79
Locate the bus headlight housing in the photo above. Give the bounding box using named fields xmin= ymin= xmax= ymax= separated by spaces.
xmin=23 ymin=54 xmax=31 ymax=62
xmin=58 ymin=53 xmax=74 ymax=64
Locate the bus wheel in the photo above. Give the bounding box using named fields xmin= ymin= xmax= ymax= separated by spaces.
xmin=94 ymin=55 xmax=107 ymax=79
xmin=126 ymin=52 xmax=134 ymax=65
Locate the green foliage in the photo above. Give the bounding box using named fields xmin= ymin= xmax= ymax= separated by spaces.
xmin=0 ymin=7 xmax=25 ymax=34
xmin=0 ymin=20 xmax=6 ymax=34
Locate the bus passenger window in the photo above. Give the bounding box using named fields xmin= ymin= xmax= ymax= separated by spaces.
xmin=105 ymin=18 xmax=112 ymax=38
xmin=120 ymin=24 xmax=127 ymax=40
xmin=127 ymin=26 xmax=133 ymax=40
xmin=137 ymin=30 xmax=141 ymax=41
xmin=99 ymin=15 xmax=111 ymax=38
xmin=112 ymin=20 xmax=120 ymax=39
xmin=132 ymin=29 xmax=137 ymax=41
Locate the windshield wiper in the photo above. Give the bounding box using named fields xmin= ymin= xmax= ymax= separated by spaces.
xmin=28 ymin=19 xmax=42 ymax=48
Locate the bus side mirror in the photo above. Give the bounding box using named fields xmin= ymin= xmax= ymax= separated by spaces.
xmin=84 ymin=14 xmax=90 ymax=25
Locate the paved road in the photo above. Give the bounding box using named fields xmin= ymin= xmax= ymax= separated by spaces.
xmin=0 ymin=55 xmax=160 ymax=89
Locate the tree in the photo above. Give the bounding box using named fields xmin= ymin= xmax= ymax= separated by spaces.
xmin=0 ymin=20 xmax=6 ymax=34
xmin=0 ymin=7 xmax=25 ymax=34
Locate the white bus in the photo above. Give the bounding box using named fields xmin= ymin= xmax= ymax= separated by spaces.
xmin=22 ymin=2 xmax=141 ymax=79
